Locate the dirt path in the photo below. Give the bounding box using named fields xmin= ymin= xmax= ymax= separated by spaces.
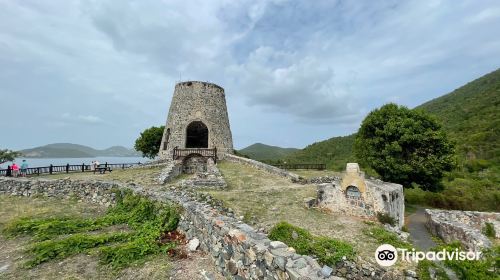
xmin=407 ymin=207 xmax=436 ymax=251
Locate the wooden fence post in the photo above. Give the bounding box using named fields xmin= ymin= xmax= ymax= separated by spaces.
xmin=49 ymin=164 xmax=53 ymax=175
xmin=66 ymin=164 xmax=69 ymax=173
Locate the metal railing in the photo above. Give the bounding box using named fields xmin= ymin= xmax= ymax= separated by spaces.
xmin=0 ymin=162 xmax=143 ymax=177
xmin=172 ymin=147 xmax=217 ymax=162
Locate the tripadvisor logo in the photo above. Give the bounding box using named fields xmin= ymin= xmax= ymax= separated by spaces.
xmin=375 ymin=244 xmax=482 ymax=267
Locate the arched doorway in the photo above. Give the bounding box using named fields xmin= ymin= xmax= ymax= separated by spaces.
xmin=346 ymin=186 xmax=361 ymax=199
xmin=186 ymin=121 xmax=208 ymax=148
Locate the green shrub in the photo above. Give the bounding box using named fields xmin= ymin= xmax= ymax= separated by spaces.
xmin=2 ymin=191 xmax=180 ymax=269
xmin=482 ymin=222 xmax=496 ymax=239
xmin=268 ymin=221 xmax=313 ymax=254
xmin=437 ymin=242 xmax=499 ymax=280
xmin=376 ymin=212 xmax=396 ymax=226
xmin=269 ymin=222 xmax=355 ymax=266
xmin=416 ymin=260 xmax=449 ymax=280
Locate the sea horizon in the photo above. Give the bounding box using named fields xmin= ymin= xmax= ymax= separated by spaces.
xmin=0 ymin=156 xmax=150 ymax=169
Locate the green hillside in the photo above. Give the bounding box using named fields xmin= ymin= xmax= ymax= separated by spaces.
xmin=417 ymin=68 xmax=500 ymax=163
xmin=21 ymin=143 xmax=141 ymax=158
xmin=284 ymin=135 xmax=356 ymax=170
xmin=238 ymin=143 xmax=299 ymax=161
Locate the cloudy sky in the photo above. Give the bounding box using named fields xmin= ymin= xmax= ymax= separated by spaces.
xmin=1 ymin=0 xmax=499 ymax=150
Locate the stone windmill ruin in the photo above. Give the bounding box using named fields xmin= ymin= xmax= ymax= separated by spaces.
xmin=158 ymin=81 xmax=233 ymax=177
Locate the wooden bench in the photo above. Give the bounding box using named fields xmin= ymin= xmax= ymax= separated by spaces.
xmin=93 ymin=167 xmax=112 ymax=174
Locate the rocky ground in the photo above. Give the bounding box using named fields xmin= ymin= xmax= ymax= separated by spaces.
xmin=0 ymin=195 xmax=223 ymax=280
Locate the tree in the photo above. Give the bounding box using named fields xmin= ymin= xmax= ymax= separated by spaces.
xmin=134 ymin=126 xmax=165 ymax=159
xmin=354 ymin=103 xmax=455 ymax=191
xmin=0 ymin=149 xmax=22 ymax=164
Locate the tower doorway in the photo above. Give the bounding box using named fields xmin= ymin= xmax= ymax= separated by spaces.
xmin=186 ymin=121 xmax=208 ymax=148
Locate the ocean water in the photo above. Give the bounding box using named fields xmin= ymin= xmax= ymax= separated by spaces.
xmin=0 ymin=156 xmax=149 ymax=169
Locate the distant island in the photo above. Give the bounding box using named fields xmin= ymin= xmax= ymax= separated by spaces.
xmin=238 ymin=143 xmax=299 ymax=160
xmin=20 ymin=143 xmax=141 ymax=158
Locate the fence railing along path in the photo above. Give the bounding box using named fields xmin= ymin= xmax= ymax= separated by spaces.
xmin=0 ymin=162 xmax=143 ymax=177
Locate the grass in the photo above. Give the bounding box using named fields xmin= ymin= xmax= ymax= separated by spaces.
xmin=0 ymin=196 xmax=172 ymax=279
xmin=37 ymin=166 xmax=165 ymax=186
xmin=268 ymin=222 xmax=355 ymax=266
xmin=362 ymin=226 xmax=412 ymax=249
xmin=2 ymin=190 xmax=180 ymax=269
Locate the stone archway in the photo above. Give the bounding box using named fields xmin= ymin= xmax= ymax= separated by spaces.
xmin=186 ymin=121 xmax=208 ymax=148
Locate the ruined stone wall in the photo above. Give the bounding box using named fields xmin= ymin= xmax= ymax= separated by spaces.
xmin=314 ymin=164 xmax=404 ymax=228
xmin=425 ymin=209 xmax=499 ymax=251
xmin=224 ymin=154 xmax=300 ymax=181
xmin=0 ymin=177 xmax=118 ymax=206
xmin=159 ymin=81 xmax=233 ymax=159
xmin=0 ymin=177 xmax=407 ymax=279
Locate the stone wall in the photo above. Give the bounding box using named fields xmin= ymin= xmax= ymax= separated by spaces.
xmin=425 ymin=209 xmax=499 ymax=251
xmin=0 ymin=177 xmax=118 ymax=206
xmin=159 ymin=81 xmax=234 ymax=159
xmin=224 ymin=154 xmax=300 ymax=181
xmin=0 ymin=177 xmax=408 ymax=279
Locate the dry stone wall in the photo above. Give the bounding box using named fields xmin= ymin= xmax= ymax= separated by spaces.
xmin=0 ymin=177 xmax=407 ymax=279
xmin=224 ymin=154 xmax=300 ymax=181
xmin=425 ymin=209 xmax=499 ymax=251
xmin=0 ymin=177 xmax=118 ymax=206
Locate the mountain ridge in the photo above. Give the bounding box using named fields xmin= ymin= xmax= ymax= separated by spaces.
xmin=238 ymin=143 xmax=299 ymax=160
xmin=21 ymin=143 xmax=141 ymax=158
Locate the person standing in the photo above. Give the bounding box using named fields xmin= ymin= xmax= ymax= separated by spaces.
xmin=20 ymin=160 xmax=28 ymax=177
xmin=11 ymin=162 xmax=19 ymax=177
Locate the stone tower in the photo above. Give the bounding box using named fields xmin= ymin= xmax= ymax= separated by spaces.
xmin=159 ymin=81 xmax=233 ymax=160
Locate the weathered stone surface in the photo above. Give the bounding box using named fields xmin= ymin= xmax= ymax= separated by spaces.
xmin=425 ymin=209 xmax=499 ymax=250
xmin=315 ymin=163 xmax=405 ymax=228
xmin=158 ymin=81 xmax=233 ymax=159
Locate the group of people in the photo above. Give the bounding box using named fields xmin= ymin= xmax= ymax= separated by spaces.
xmin=5 ymin=160 xmax=28 ymax=177
xmin=90 ymin=160 xmax=100 ymax=171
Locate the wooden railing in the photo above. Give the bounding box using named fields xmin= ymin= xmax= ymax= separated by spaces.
xmin=271 ymin=163 xmax=326 ymax=170
xmin=172 ymin=147 xmax=217 ymax=162
xmin=0 ymin=162 xmax=143 ymax=177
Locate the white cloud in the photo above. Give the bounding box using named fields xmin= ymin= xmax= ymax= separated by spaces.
xmin=0 ymin=0 xmax=499 ymax=150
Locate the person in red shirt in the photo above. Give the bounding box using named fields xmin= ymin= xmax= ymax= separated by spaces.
xmin=11 ymin=163 xmax=20 ymax=177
